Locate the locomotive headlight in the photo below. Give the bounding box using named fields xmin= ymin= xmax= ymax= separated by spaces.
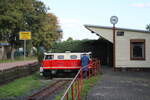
xmin=40 ymin=67 xmax=43 ymax=73
xmin=51 ymin=70 xmax=56 ymax=74
xmin=40 ymin=67 xmax=43 ymax=76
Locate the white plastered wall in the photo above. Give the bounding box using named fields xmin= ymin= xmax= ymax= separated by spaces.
xmin=116 ymin=30 xmax=150 ymax=68
xmin=86 ymin=26 xmax=150 ymax=68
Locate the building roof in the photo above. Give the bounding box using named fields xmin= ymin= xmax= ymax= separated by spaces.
xmin=84 ymin=24 xmax=150 ymax=33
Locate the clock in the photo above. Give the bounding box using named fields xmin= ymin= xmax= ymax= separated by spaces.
xmin=110 ymin=16 xmax=118 ymax=25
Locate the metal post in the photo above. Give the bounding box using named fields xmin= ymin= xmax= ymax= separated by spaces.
xmin=80 ymin=71 xmax=83 ymax=89
xmin=77 ymin=79 xmax=80 ymax=100
xmin=79 ymin=72 xmax=81 ymax=90
xmin=24 ymin=40 xmax=26 ymax=60
xmin=92 ymin=67 xmax=94 ymax=76
xmin=110 ymin=16 xmax=118 ymax=70
xmin=71 ymin=85 xmax=74 ymax=100
xmin=99 ymin=60 xmax=102 ymax=74
xmin=113 ymin=25 xmax=116 ymax=70
xmin=94 ymin=67 xmax=96 ymax=76
xmin=89 ymin=68 xmax=91 ymax=78
xmin=66 ymin=92 xmax=68 ymax=100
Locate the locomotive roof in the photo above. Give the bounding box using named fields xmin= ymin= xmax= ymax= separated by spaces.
xmin=44 ymin=52 xmax=91 ymax=55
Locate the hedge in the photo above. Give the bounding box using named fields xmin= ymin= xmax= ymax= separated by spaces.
xmin=50 ymin=39 xmax=113 ymax=65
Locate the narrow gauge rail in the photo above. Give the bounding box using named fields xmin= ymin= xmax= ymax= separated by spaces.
xmin=27 ymin=79 xmax=71 ymax=100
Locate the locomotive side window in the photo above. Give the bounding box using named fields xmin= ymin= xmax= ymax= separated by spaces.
xmin=45 ymin=55 xmax=54 ymax=60
xmin=70 ymin=55 xmax=77 ymax=59
xmin=57 ymin=55 xmax=64 ymax=59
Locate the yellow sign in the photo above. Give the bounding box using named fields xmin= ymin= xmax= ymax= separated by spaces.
xmin=19 ymin=32 xmax=31 ymax=40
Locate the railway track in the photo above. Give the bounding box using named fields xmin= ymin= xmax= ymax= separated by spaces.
xmin=27 ymin=79 xmax=71 ymax=100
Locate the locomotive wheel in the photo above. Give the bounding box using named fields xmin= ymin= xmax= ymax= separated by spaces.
xmin=43 ymin=70 xmax=53 ymax=79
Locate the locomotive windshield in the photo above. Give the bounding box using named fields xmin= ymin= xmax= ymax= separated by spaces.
xmin=45 ymin=55 xmax=54 ymax=60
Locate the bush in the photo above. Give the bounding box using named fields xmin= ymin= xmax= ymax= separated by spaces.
xmin=50 ymin=39 xmax=112 ymax=65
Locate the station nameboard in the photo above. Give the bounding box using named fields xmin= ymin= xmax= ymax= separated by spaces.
xmin=19 ymin=31 xmax=31 ymax=40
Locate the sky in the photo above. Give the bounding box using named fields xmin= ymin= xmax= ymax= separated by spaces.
xmin=41 ymin=0 xmax=150 ymax=40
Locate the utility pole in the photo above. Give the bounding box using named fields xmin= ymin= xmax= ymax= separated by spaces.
xmin=110 ymin=16 xmax=118 ymax=70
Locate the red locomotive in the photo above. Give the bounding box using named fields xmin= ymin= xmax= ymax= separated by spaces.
xmin=40 ymin=51 xmax=92 ymax=78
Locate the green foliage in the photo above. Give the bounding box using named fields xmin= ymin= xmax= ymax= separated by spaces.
xmin=146 ymin=24 xmax=150 ymax=31
xmin=81 ymin=75 xmax=100 ymax=99
xmin=0 ymin=0 xmax=61 ymax=50
xmin=51 ymin=39 xmax=112 ymax=65
xmin=51 ymin=39 xmax=90 ymax=53
xmin=0 ymin=56 xmax=36 ymax=63
xmin=0 ymin=72 xmax=52 ymax=98
xmin=51 ymin=39 xmax=105 ymax=56
xmin=0 ymin=74 xmax=40 ymax=98
xmin=66 ymin=37 xmax=73 ymax=41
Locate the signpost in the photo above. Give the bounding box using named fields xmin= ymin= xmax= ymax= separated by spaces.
xmin=110 ymin=16 xmax=118 ymax=70
xmin=19 ymin=31 xmax=31 ymax=60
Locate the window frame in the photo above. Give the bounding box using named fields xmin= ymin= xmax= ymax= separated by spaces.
xmin=70 ymin=55 xmax=78 ymax=59
xmin=130 ymin=39 xmax=146 ymax=60
xmin=45 ymin=55 xmax=54 ymax=60
xmin=57 ymin=55 xmax=65 ymax=59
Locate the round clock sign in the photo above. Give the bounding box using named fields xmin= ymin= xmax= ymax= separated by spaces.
xmin=110 ymin=16 xmax=118 ymax=25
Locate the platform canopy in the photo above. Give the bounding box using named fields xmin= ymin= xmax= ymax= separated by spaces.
xmin=84 ymin=25 xmax=113 ymax=43
xmin=84 ymin=24 xmax=150 ymax=43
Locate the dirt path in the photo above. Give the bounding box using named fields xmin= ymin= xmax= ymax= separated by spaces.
xmin=0 ymin=60 xmax=37 ymax=71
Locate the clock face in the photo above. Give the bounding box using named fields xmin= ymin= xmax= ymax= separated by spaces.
xmin=110 ymin=16 xmax=118 ymax=25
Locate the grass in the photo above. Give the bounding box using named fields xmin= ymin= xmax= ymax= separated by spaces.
xmin=0 ymin=56 xmax=37 ymax=63
xmin=0 ymin=72 xmax=49 ymax=98
xmin=0 ymin=72 xmax=100 ymax=99
xmin=81 ymin=75 xmax=100 ymax=99
xmin=55 ymin=75 xmax=100 ymax=100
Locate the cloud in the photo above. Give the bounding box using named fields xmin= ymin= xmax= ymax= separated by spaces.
xmin=131 ymin=3 xmax=150 ymax=8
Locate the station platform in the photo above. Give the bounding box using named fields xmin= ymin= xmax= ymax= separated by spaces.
xmin=0 ymin=60 xmax=37 ymax=71
xmin=86 ymin=67 xmax=150 ymax=100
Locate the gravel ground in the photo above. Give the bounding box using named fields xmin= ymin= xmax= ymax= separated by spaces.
xmin=86 ymin=66 xmax=150 ymax=100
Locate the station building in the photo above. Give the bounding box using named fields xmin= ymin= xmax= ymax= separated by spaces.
xmin=0 ymin=43 xmax=10 ymax=59
xmin=85 ymin=25 xmax=150 ymax=70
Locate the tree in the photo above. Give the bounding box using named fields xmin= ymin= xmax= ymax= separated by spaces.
xmin=0 ymin=0 xmax=62 ymax=59
xmin=66 ymin=37 xmax=73 ymax=41
xmin=146 ymin=24 xmax=150 ymax=31
xmin=33 ymin=13 xmax=62 ymax=50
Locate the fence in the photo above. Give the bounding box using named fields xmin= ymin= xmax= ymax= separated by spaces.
xmin=61 ymin=60 xmax=101 ymax=100
xmin=0 ymin=62 xmax=38 ymax=85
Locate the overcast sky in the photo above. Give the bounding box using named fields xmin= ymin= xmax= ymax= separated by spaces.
xmin=41 ymin=0 xmax=150 ymax=40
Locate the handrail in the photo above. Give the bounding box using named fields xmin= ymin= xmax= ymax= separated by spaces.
xmin=61 ymin=60 xmax=101 ymax=100
xmin=60 ymin=66 xmax=83 ymax=100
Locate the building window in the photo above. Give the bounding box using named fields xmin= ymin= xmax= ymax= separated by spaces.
xmin=130 ymin=39 xmax=145 ymax=60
